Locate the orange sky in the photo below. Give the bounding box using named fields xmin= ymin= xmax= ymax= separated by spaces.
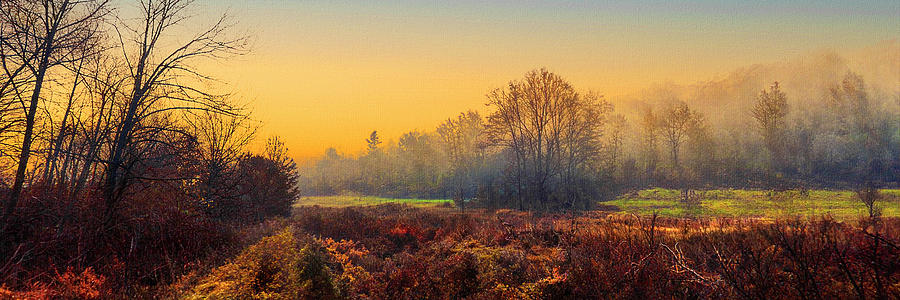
xmin=194 ymin=1 xmax=900 ymax=160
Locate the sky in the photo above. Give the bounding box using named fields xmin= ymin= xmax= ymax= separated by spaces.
xmin=191 ymin=0 xmax=899 ymax=160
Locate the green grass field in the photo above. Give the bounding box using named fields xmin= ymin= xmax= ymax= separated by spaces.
xmin=294 ymin=195 xmax=453 ymax=208
xmin=607 ymin=188 xmax=900 ymax=220
xmin=294 ymin=188 xmax=900 ymax=221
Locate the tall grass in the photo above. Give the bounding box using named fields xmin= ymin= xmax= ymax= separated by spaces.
xmin=180 ymin=204 xmax=900 ymax=299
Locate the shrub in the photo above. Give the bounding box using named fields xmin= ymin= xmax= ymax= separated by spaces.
xmin=0 ymin=267 xmax=107 ymax=299
xmin=232 ymin=154 xmax=300 ymax=223
xmin=272 ymin=206 xmax=900 ymax=298
xmin=188 ymin=228 xmax=343 ymax=299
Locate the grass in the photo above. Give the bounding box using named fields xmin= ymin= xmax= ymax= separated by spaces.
xmin=295 ymin=188 xmax=900 ymax=221
xmin=607 ymin=188 xmax=900 ymax=220
xmin=295 ymin=195 xmax=453 ymax=208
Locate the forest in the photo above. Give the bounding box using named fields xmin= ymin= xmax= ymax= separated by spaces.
xmin=299 ymin=68 xmax=900 ymax=210
xmin=1 ymin=0 xmax=898 ymax=298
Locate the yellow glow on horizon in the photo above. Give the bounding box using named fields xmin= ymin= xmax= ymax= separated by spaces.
xmin=192 ymin=1 xmax=899 ymax=161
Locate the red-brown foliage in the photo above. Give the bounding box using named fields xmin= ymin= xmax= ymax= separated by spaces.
xmin=5 ymin=199 xmax=900 ymax=298
xmin=0 ymin=183 xmax=237 ymax=297
xmin=191 ymin=205 xmax=899 ymax=299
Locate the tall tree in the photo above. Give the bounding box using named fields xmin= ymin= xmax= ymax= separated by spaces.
xmin=640 ymin=108 xmax=660 ymax=183
xmin=751 ymin=81 xmax=789 ymax=173
xmin=103 ymin=0 xmax=248 ymax=221
xmin=69 ymin=54 xmax=123 ymax=200
xmin=437 ymin=110 xmax=484 ymax=209
xmin=486 ymin=68 xmax=607 ymax=210
xmin=397 ymin=131 xmax=440 ymax=197
xmin=605 ymin=113 xmax=628 ymax=175
xmin=366 ymin=130 xmax=381 ymax=154
xmin=362 ymin=130 xmax=385 ymax=193
xmin=0 ymin=0 xmax=109 ymax=218
xmin=827 ymin=73 xmax=891 ymax=183
xmin=659 ymin=102 xmax=698 ymax=174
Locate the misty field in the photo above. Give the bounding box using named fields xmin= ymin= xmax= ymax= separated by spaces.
xmin=294 ymin=189 xmax=900 ymax=221
xmin=295 ymin=195 xmax=454 ymax=208
xmin=608 ymin=188 xmax=900 ymax=220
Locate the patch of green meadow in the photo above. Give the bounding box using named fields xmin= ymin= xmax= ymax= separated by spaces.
xmin=607 ymin=188 xmax=900 ymax=220
xmin=294 ymin=195 xmax=453 ymax=208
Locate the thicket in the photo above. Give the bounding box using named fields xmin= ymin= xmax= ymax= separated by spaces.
xmin=179 ymin=205 xmax=900 ymax=299
xmin=0 ymin=0 xmax=300 ymax=296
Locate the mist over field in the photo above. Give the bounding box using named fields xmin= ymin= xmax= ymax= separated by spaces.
xmin=295 ymin=41 xmax=900 ymax=201
xmin=619 ymin=40 xmax=899 ymax=126
xmin=1 ymin=0 xmax=899 ymax=298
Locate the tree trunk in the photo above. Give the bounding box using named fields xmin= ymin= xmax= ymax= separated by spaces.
xmin=5 ymin=40 xmax=54 ymax=218
xmin=103 ymin=67 xmax=145 ymax=221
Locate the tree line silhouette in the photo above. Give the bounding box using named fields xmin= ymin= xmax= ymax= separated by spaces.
xmin=300 ymin=69 xmax=900 ymax=210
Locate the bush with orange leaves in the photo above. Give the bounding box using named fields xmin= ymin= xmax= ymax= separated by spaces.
xmin=181 ymin=205 xmax=899 ymax=299
xmin=0 ymin=267 xmax=106 ymax=299
xmin=184 ymin=227 xmax=369 ymax=299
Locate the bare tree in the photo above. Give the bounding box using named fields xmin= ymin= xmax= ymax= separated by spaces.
xmin=659 ymin=102 xmax=698 ymax=173
xmin=41 ymin=59 xmax=85 ymax=186
xmin=605 ymin=113 xmax=627 ymax=175
xmin=396 ymin=131 xmax=440 ymax=197
xmin=657 ymin=101 xmax=705 ymax=205
xmin=186 ymin=108 xmax=257 ymax=217
xmin=827 ymin=73 xmax=892 ymax=181
xmin=437 ymin=110 xmax=484 ymax=209
xmin=0 ymin=0 xmax=109 ymax=218
xmin=68 ymin=54 xmax=124 ymax=200
xmin=751 ymin=81 xmax=789 ymax=173
xmin=486 ymin=68 xmax=607 ymax=210
xmin=557 ymin=91 xmax=610 ymax=209
xmin=102 ymin=0 xmax=248 ymax=220
xmin=684 ymin=113 xmax=714 ymax=186
xmin=640 ymin=108 xmax=660 ymax=184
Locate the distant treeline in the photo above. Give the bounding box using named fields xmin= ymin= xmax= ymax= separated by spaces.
xmin=300 ymin=69 xmax=900 ymax=210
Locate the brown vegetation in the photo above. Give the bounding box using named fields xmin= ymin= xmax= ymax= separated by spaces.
xmin=1 ymin=1 xmax=897 ymax=297
xmin=175 ymin=205 xmax=900 ymax=299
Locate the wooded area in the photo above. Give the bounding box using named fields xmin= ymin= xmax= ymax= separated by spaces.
xmin=0 ymin=0 xmax=898 ymax=298
xmin=299 ymin=69 xmax=900 ymax=210
xmin=0 ymin=0 xmax=299 ymax=295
